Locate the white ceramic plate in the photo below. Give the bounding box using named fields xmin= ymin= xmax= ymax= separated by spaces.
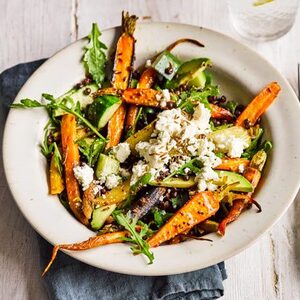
xmin=3 ymin=23 xmax=300 ymax=276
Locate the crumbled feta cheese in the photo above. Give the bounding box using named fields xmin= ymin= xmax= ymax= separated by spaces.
xmin=112 ymin=142 xmax=131 ymax=163
xmin=195 ymin=166 xmax=219 ymax=192
xmin=119 ymin=167 xmax=130 ymax=178
xmin=73 ymin=164 xmax=94 ymax=191
xmin=162 ymin=89 xmax=171 ymax=101
xmin=212 ymin=134 xmax=249 ymax=158
xmin=238 ymin=164 xmax=245 ymax=173
xmin=145 ymin=59 xmax=152 ymax=67
xmin=131 ymin=104 xmax=221 ymax=191
xmin=105 ymin=174 xmax=121 ymax=190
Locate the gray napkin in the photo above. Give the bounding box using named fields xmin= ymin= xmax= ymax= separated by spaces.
xmin=0 ymin=61 xmax=227 ymax=300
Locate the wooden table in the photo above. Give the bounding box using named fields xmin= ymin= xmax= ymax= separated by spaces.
xmin=0 ymin=1 xmax=299 ymax=299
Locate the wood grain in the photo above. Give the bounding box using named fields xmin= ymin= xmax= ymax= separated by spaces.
xmin=0 ymin=0 xmax=299 ymax=299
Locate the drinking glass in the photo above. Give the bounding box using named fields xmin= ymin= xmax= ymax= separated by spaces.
xmin=227 ymin=0 xmax=300 ymax=41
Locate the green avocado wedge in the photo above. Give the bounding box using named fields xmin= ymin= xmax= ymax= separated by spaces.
xmin=214 ymin=170 xmax=253 ymax=193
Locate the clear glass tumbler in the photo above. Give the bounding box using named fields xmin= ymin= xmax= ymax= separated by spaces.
xmin=227 ymin=0 xmax=300 ymax=41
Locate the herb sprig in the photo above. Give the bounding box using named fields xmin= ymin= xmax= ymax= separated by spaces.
xmin=83 ymin=23 xmax=107 ymax=85
xmin=113 ymin=211 xmax=154 ymax=264
xmin=11 ymin=97 xmax=107 ymax=141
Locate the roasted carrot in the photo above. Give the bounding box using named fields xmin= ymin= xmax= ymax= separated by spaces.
xmin=49 ymin=155 xmax=64 ymax=195
xmin=215 ymin=157 xmax=250 ymax=172
xmin=106 ymin=12 xmax=138 ymax=150
xmin=218 ymin=160 xmax=262 ymax=235
xmin=82 ymin=183 xmax=96 ymax=219
xmin=125 ymin=67 xmax=157 ymax=131
xmin=42 ymin=231 xmax=127 ymax=276
xmin=61 ymin=114 xmax=89 ymax=225
xmin=210 ymin=104 xmax=233 ymax=121
xmin=92 ymin=87 xmax=120 ymax=98
xmin=105 ymin=103 xmax=127 ymax=149
xmin=148 ymin=191 xmax=219 ymax=247
xmin=235 ymin=82 xmax=281 ymax=127
xmin=122 ymin=88 xmax=162 ymax=107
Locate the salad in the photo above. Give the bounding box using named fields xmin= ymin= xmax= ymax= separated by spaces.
xmin=11 ymin=12 xmax=281 ymax=274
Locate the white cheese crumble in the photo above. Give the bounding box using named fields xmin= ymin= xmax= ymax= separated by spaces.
xmin=238 ymin=164 xmax=245 ymax=173
xmin=105 ymin=174 xmax=121 ymax=190
xmin=73 ymin=163 xmax=94 ymax=191
xmin=131 ymin=103 xmax=221 ymax=189
xmin=145 ymin=59 xmax=152 ymax=67
xmin=212 ymin=133 xmax=249 ymax=158
xmin=112 ymin=142 xmax=131 ymax=163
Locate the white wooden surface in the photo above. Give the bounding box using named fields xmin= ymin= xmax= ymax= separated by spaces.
xmin=0 ymin=1 xmax=299 ymax=299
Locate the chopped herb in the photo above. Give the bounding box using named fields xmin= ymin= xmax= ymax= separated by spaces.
xmin=242 ymin=128 xmax=264 ymax=159
xmin=260 ymin=140 xmax=273 ymax=153
xmin=11 ymin=99 xmax=44 ymax=108
xmin=113 ymin=211 xmax=154 ymax=264
xmin=130 ymin=173 xmax=152 ymax=193
xmin=83 ymin=23 xmax=107 ymax=85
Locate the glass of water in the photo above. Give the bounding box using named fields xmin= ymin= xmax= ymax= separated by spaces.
xmin=227 ymin=0 xmax=300 ymax=41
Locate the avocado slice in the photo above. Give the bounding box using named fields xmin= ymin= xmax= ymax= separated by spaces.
xmin=95 ymin=154 xmax=119 ymax=179
xmin=86 ymin=95 xmax=121 ymax=129
xmin=54 ymin=83 xmax=98 ymax=117
xmin=215 ymin=170 xmax=253 ymax=192
xmin=150 ymin=177 xmax=196 ymax=188
xmin=91 ymin=204 xmax=116 ymax=230
xmin=177 ymin=58 xmax=211 ymax=88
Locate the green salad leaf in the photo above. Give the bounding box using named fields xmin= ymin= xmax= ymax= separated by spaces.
xmin=83 ymin=23 xmax=107 ymax=85
xmin=11 ymin=95 xmax=107 ymax=141
xmin=77 ymin=138 xmax=105 ymax=167
xmin=113 ymin=211 xmax=154 ymax=264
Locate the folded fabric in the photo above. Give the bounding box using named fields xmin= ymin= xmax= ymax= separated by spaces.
xmin=0 ymin=60 xmax=227 ymax=300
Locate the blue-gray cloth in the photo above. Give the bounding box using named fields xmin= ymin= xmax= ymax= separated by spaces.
xmin=0 ymin=60 xmax=227 ymax=300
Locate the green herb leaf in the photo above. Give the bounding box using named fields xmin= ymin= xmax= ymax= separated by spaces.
xmin=260 ymin=140 xmax=273 ymax=153
xmin=242 ymin=128 xmax=264 ymax=159
xmin=77 ymin=138 xmax=105 ymax=166
xmin=113 ymin=212 xmax=154 ymax=264
xmin=83 ymin=23 xmax=107 ymax=85
xmin=164 ymin=158 xmax=202 ymax=180
xmin=52 ymin=142 xmax=63 ymax=175
xmin=11 ymin=99 xmax=44 ymax=108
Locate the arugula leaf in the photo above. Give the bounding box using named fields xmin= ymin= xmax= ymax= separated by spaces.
xmin=112 ymin=211 xmax=154 ymax=264
xmin=77 ymin=138 xmax=105 ymax=166
xmin=83 ymin=23 xmax=107 ymax=85
xmin=178 ymin=85 xmax=219 ymax=113
xmin=164 ymin=158 xmax=202 ymax=180
xmin=11 ymin=99 xmax=44 ymax=108
xmin=11 ymin=95 xmax=107 ymax=141
xmin=242 ymin=128 xmax=264 ymax=159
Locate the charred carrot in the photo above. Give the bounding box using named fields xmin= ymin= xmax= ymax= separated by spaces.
xmin=42 ymin=231 xmax=127 ymax=276
xmin=82 ymin=183 xmax=96 ymax=219
xmin=125 ymin=68 xmax=157 ymax=131
xmin=215 ymin=157 xmax=250 ymax=173
xmin=122 ymin=88 xmax=162 ymax=107
xmin=217 ymin=152 xmax=265 ymax=235
xmin=105 ymin=103 xmax=127 ymax=149
xmin=236 ymin=82 xmax=281 ymax=127
xmin=210 ymin=104 xmax=233 ymax=121
xmin=148 ymin=191 xmax=219 ymax=247
xmin=92 ymin=87 xmax=120 ymax=98
xmin=106 ymin=12 xmax=138 ymax=150
xmin=61 ymin=114 xmax=88 ymax=225
xmin=49 ymin=155 xmax=64 ymax=195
